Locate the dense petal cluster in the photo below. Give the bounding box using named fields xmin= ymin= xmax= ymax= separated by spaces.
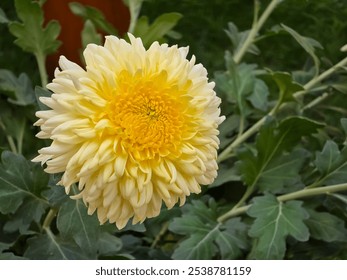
xmin=33 ymin=34 xmax=224 ymax=229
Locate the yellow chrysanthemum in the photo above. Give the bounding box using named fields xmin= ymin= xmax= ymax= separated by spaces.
xmin=33 ymin=34 xmax=224 ymax=229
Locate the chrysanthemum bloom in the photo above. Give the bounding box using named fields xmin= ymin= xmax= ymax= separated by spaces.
xmin=33 ymin=34 xmax=224 ymax=229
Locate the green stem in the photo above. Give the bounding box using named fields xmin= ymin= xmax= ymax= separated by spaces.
xmin=294 ymin=56 xmax=347 ymax=99
xmin=217 ymin=55 xmax=347 ymax=164
xmin=231 ymin=184 xmax=256 ymax=212
xmin=217 ymin=100 xmax=280 ymax=163
xmin=150 ymin=222 xmax=169 ymax=249
xmin=0 ymin=118 xmax=18 ymax=154
xmin=233 ymin=0 xmax=281 ymax=64
xmin=35 ymin=52 xmax=48 ymax=87
xmin=217 ymin=183 xmax=347 ymax=223
xmin=301 ymin=92 xmax=330 ymax=112
xmin=42 ymin=208 xmax=58 ymax=230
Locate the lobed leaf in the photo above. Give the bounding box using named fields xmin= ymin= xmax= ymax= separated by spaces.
xmin=215 ymin=218 xmax=248 ymax=259
xmin=57 ymin=196 xmax=100 ymax=256
xmin=0 ymin=151 xmax=49 ymax=216
xmin=281 ymin=24 xmax=323 ymax=76
xmin=238 ymin=117 xmax=322 ymax=191
xmin=8 ymin=0 xmax=61 ymax=56
xmin=0 ymin=69 xmax=35 ymax=106
xmin=170 ymin=198 xmax=248 ymax=259
xmin=305 ymin=209 xmax=347 ymax=242
xmin=314 ymin=140 xmax=347 ymax=185
xmin=248 ymin=194 xmax=309 ymax=259
xmin=24 ymin=234 xmax=88 ymax=260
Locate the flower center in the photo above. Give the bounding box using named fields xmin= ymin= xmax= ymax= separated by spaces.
xmin=105 ymin=70 xmax=188 ymax=160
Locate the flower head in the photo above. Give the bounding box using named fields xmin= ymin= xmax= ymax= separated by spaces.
xmin=33 ymin=34 xmax=224 ymax=229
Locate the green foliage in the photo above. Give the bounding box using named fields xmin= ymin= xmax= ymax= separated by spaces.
xmin=81 ymin=20 xmax=102 ymax=48
xmin=1 ymin=0 xmax=347 ymax=261
xmin=0 ymin=7 xmax=9 ymax=24
xmin=57 ymin=197 xmax=100 ymax=256
xmin=8 ymin=0 xmax=60 ymax=57
xmin=69 ymin=2 xmax=118 ymax=36
xmin=305 ymin=209 xmax=347 ymax=242
xmin=314 ymin=140 xmax=347 ymax=185
xmin=278 ymin=24 xmax=323 ymax=76
xmin=133 ymin=12 xmax=182 ymax=47
xmin=169 ymin=198 xmax=248 ymax=259
xmin=0 ymin=69 xmax=35 ymax=106
xmin=247 ymin=194 xmax=309 ymax=259
xmin=0 ymin=151 xmax=48 ymax=216
xmin=238 ymin=117 xmax=322 ymax=192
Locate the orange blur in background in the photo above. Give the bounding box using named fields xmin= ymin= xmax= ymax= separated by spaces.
xmin=43 ymin=0 xmax=130 ymax=77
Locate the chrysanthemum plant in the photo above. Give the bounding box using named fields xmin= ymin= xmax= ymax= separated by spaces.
xmin=1 ymin=0 xmax=347 ymax=259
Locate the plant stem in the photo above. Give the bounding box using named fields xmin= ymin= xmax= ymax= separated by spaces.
xmin=42 ymin=208 xmax=58 ymax=230
xmin=301 ymin=92 xmax=330 ymax=112
xmin=217 ymin=56 xmax=347 ymax=163
xmin=0 ymin=118 xmax=18 ymax=154
xmin=217 ymin=100 xmax=280 ymax=163
xmin=217 ymin=183 xmax=347 ymax=223
xmin=35 ymin=52 xmax=48 ymax=87
xmin=233 ymin=0 xmax=281 ymax=64
xmin=294 ymin=56 xmax=347 ymax=99
xmin=150 ymin=222 xmax=169 ymax=249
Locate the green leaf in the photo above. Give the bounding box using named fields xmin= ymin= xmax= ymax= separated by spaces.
xmin=238 ymin=117 xmax=322 ymax=191
xmin=4 ymin=197 xmax=47 ymax=234
xmin=24 ymin=234 xmax=88 ymax=260
xmin=256 ymin=149 xmax=307 ymax=192
xmin=0 ymin=8 xmax=9 ymax=23
xmin=247 ymin=78 xmax=269 ymax=111
xmin=248 ymin=194 xmax=309 ymax=259
xmin=69 ymin=2 xmax=117 ymax=35
xmin=35 ymin=86 xmax=52 ymax=110
xmin=267 ymin=71 xmax=304 ymax=103
xmin=42 ymin=184 xmax=69 ymax=207
xmin=97 ymin=232 xmax=122 ymax=256
xmin=0 ymin=151 xmax=49 ymax=215
xmin=81 ymin=20 xmax=102 ymax=49
xmin=215 ymin=218 xmax=248 ymax=259
xmin=224 ymin=51 xmax=257 ymax=115
xmin=169 ymin=198 xmax=247 ymax=259
xmin=209 ymin=163 xmax=240 ymax=188
xmin=281 ymin=24 xmax=323 ymax=76
xmin=0 ymin=69 xmax=35 ymax=106
xmin=314 ymin=140 xmax=347 ymax=185
xmin=305 ymin=209 xmax=347 ymax=242
xmin=225 ymin=22 xmax=260 ymax=56
xmin=217 ymin=114 xmax=240 ymax=149
xmin=133 ymin=13 xmax=182 ymax=47
xmin=171 ymin=226 xmax=219 ymax=259
xmin=57 ymin=196 xmax=100 ymax=256
xmin=9 ymin=0 xmax=61 ymax=56
xmin=315 ymin=140 xmax=340 ymax=175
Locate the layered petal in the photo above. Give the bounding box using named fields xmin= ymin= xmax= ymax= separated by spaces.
xmin=33 ymin=34 xmax=225 ymax=229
